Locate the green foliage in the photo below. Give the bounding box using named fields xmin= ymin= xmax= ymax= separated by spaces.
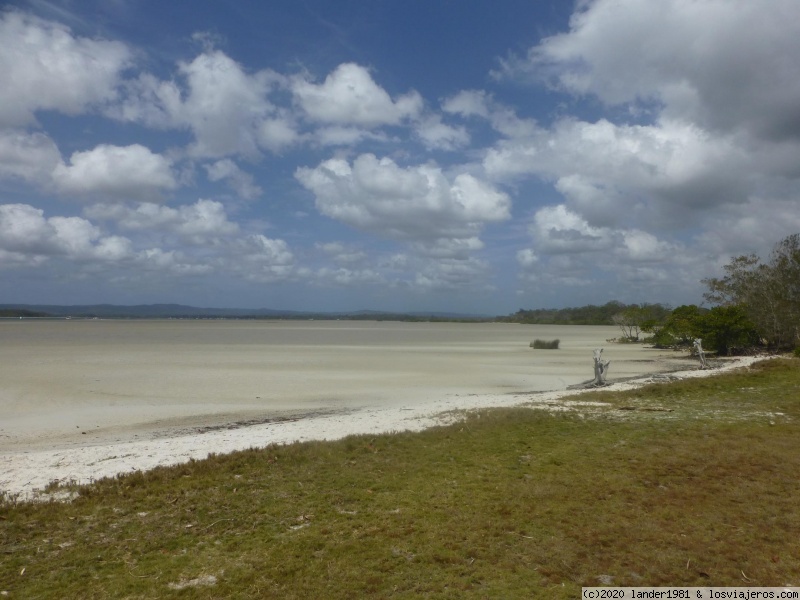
xmin=650 ymin=304 xmax=758 ymax=355
xmin=531 ymin=339 xmax=560 ymax=349
xmin=508 ymin=301 xmax=670 ymax=326
xmin=612 ymin=304 xmax=671 ymax=341
xmin=650 ymin=305 xmax=705 ymax=348
xmin=695 ymin=305 xmax=760 ymax=355
xmin=704 ymin=233 xmax=800 ymax=350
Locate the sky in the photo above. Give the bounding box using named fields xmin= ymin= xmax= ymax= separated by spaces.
xmin=1 ymin=0 xmax=800 ymax=315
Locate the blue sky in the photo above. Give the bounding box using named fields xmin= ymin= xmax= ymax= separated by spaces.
xmin=2 ymin=0 xmax=800 ymax=314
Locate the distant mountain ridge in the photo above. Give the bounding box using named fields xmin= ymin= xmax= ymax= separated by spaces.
xmin=0 ymin=303 xmax=492 ymax=320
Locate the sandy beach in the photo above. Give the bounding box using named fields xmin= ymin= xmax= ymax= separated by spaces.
xmin=0 ymin=319 xmax=744 ymax=499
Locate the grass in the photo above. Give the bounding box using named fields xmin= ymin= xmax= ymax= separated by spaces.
xmin=531 ymin=338 xmax=560 ymax=349
xmin=2 ymin=359 xmax=800 ymax=598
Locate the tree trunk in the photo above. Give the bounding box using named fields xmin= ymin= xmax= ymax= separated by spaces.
xmin=693 ymin=338 xmax=707 ymax=369
xmin=593 ymin=348 xmax=611 ymax=385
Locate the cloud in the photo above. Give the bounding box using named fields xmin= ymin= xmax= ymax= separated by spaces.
xmin=311 ymin=126 xmax=388 ymax=147
xmin=695 ymin=196 xmax=800 ymax=260
xmin=528 ymin=204 xmax=680 ymax=263
xmin=316 ymin=242 xmax=368 ymax=265
xmin=442 ymin=90 xmax=492 ymax=119
xmin=412 ymin=257 xmax=492 ymax=292
xmin=291 ymin=63 xmax=423 ymax=127
xmin=175 ymin=51 xmax=281 ymax=157
xmin=0 ymin=203 xmax=133 ymax=266
xmin=484 ymin=116 xmax=754 ymax=229
xmin=134 ymin=248 xmax=213 ymax=276
xmin=0 ymin=199 xmax=295 ymax=286
xmin=480 ymin=0 xmax=800 ymax=294
xmin=496 ymin=0 xmax=800 ymax=142
xmin=413 ymin=114 xmax=470 ymax=151
xmin=257 ymin=116 xmax=301 ymax=153
xmin=309 ymin=266 xmax=384 ymax=287
xmin=0 ymin=10 xmax=131 ymax=126
xmin=113 ymin=59 xmax=428 ymax=157
xmin=205 ymin=159 xmax=262 ymax=200
xmin=295 ymin=153 xmax=510 ymax=258
xmin=84 ymin=199 xmax=239 ymax=243
xmin=517 ymin=203 xmax=691 ymax=296
xmin=443 ymin=90 xmax=538 ymax=138
xmin=228 ymin=234 xmax=295 ymax=282
xmin=113 ymin=50 xmax=293 ymax=158
xmin=52 ymin=144 xmax=178 ymax=201
xmin=530 ymin=204 xmax=615 ymax=255
xmin=0 ymin=129 xmax=62 ymax=185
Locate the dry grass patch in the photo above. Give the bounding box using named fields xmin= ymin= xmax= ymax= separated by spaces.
xmin=2 ymin=359 xmax=799 ymax=598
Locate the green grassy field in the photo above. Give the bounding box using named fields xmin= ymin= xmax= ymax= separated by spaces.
xmin=2 ymin=359 xmax=799 ymax=598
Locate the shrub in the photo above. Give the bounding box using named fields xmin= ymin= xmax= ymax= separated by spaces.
xmin=695 ymin=305 xmax=760 ymax=355
xmin=531 ymin=339 xmax=560 ymax=349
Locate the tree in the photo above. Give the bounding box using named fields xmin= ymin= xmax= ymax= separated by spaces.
xmin=612 ymin=303 xmax=670 ymax=341
xmin=695 ymin=305 xmax=759 ymax=355
xmin=592 ymin=348 xmax=610 ymax=385
xmin=650 ymin=305 xmax=704 ymax=348
xmin=703 ymin=234 xmax=800 ymax=350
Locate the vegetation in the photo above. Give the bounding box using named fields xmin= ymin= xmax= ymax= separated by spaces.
xmin=648 ymin=304 xmax=706 ymax=348
xmin=506 ymin=233 xmax=800 ymax=355
xmin=505 ymin=301 xmax=669 ymax=326
xmin=649 ymin=304 xmax=760 ymax=355
xmin=611 ymin=304 xmax=671 ymax=341
xmin=704 ymin=234 xmax=800 ymax=351
xmin=0 ymin=309 xmax=48 ymax=318
xmin=3 ymin=359 xmax=800 ymax=597
xmin=531 ymin=339 xmax=560 ymax=349
xmin=644 ymin=234 xmax=800 ymax=354
xmin=693 ymin=305 xmax=760 ymax=356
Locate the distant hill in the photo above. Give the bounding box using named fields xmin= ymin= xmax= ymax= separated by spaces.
xmin=0 ymin=303 xmax=296 ymax=318
xmin=0 ymin=308 xmax=49 ymax=318
xmin=0 ymin=304 xmax=492 ymax=321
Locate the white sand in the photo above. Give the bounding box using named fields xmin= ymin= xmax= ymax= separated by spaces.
xmin=0 ymin=330 xmax=756 ymax=499
xmin=0 ymin=320 xmax=696 ymax=450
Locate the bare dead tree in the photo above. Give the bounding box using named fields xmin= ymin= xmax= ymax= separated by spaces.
xmin=693 ymin=338 xmax=708 ymax=369
xmin=593 ymin=348 xmax=611 ymax=386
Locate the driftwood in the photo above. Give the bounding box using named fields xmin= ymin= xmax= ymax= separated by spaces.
xmin=564 ymin=349 xmax=613 ymax=390
xmin=693 ymin=338 xmax=707 ymax=369
xmin=593 ymin=348 xmax=611 ymax=386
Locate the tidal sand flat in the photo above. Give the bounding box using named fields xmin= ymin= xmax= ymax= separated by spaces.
xmin=0 ymin=319 xmax=702 ymax=497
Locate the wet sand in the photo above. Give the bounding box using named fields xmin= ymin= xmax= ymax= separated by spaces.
xmin=0 ymin=319 xmax=710 ymax=498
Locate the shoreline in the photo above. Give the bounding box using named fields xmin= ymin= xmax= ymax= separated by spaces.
xmin=0 ymin=355 xmax=762 ymax=501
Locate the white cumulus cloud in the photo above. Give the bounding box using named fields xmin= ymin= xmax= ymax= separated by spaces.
xmin=413 ymin=115 xmax=470 ymax=151
xmin=0 ymin=203 xmax=133 ymax=266
xmin=0 ymin=129 xmax=62 ymax=185
xmin=291 ymin=63 xmax=423 ymax=127
xmin=229 ymin=234 xmax=295 ymax=282
xmin=113 ymin=50 xmax=293 ymax=158
xmin=496 ymin=0 xmax=800 ymax=142
xmin=0 ymin=11 xmax=131 ymax=127
xmin=295 ymin=154 xmax=510 ymax=258
xmin=85 ymin=199 xmax=239 ymax=243
xmin=205 ymin=159 xmax=262 ymax=200
xmin=52 ymin=144 xmax=177 ymax=201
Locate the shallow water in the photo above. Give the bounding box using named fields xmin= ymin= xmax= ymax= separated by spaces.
xmin=0 ymin=319 xmax=688 ymax=450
